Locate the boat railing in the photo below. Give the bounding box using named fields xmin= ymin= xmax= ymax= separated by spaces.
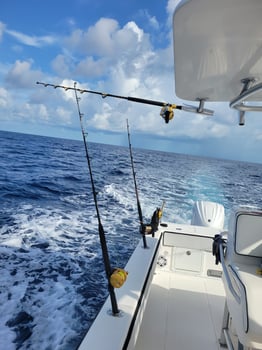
xmin=230 ymin=78 xmax=262 ymax=112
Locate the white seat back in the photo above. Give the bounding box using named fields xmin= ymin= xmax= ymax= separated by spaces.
xmin=226 ymin=209 xmax=262 ymax=265
xmin=223 ymin=208 xmax=262 ymax=348
xmin=235 ymin=212 xmax=262 ymax=257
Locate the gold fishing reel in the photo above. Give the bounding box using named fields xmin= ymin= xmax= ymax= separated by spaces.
xmin=160 ymin=105 xmax=176 ymax=123
xmin=110 ymin=268 xmax=128 ymax=288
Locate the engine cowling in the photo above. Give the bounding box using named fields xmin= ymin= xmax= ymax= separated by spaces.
xmin=191 ymin=200 xmax=225 ymax=230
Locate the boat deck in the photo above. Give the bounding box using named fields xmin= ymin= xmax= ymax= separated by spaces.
xmin=135 ymin=270 xmax=225 ymax=350
xmin=78 ymin=224 xmax=230 ymax=350
xmin=134 ymin=222 xmax=227 ymax=350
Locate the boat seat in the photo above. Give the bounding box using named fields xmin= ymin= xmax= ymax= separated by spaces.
xmin=222 ymin=209 xmax=262 ymax=349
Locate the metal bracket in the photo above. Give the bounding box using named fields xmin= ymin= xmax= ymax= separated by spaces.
xmin=182 ymin=98 xmax=214 ymax=116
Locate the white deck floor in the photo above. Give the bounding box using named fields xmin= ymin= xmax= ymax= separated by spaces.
xmin=135 ymin=269 xmax=226 ymax=350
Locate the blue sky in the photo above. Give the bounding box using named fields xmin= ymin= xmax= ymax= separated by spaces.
xmin=0 ymin=0 xmax=261 ymax=163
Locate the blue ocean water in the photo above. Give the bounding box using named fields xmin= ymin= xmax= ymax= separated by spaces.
xmin=0 ymin=130 xmax=261 ymax=349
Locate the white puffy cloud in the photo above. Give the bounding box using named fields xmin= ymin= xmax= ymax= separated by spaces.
xmin=65 ymin=18 xmax=119 ymax=56
xmin=5 ymin=60 xmax=43 ymax=88
xmin=74 ymin=56 xmax=108 ymax=78
xmin=64 ymin=18 xmax=150 ymax=58
xmin=51 ymin=18 xmax=153 ymax=82
xmin=51 ymin=54 xmax=72 ymax=78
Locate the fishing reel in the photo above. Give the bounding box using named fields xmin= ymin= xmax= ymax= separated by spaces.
xmin=142 ymin=207 xmax=163 ymax=237
xmin=160 ymin=105 xmax=175 ymax=123
xmin=110 ymin=268 xmax=128 ymax=288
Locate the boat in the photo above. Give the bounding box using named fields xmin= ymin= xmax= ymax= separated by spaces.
xmin=39 ymin=0 xmax=262 ymax=349
xmin=77 ymin=199 xmax=262 ymax=350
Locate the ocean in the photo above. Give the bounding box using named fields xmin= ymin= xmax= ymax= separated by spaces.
xmin=0 ymin=130 xmax=261 ymax=349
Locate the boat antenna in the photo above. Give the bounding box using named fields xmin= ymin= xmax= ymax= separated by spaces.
xmin=73 ymin=82 xmax=120 ymax=315
xmin=126 ymin=119 xmax=148 ymax=248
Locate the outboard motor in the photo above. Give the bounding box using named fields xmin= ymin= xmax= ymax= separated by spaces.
xmin=191 ymin=200 xmax=225 ymax=230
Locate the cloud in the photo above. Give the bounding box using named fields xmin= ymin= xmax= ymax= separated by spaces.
xmin=52 ymin=18 xmax=153 ymax=82
xmin=0 ymin=87 xmax=10 ymax=108
xmin=55 ymin=106 xmax=74 ymax=125
xmin=5 ymin=28 xmax=56 ymax=47
xmin=136 ymin=9 xmax=159 ymax=28
xmin=0 ymin=16 xmax=244 ymax=144
xmin=0 ymin=22 xmax=6 ymax=42
xmin=64 ymin=18 xmax=119 ymax=56
xmin=51 ymin=54 xmax=72 ymax=77
xmin=74 ymin=56 xmax=108 ymax=78
xmin=54 ymin=13 xmax=237 ymax=145
xmin=5 ymin=60 xmax=43 ymax=88
xmin=64 ymin=18 xmax=150 ymax=58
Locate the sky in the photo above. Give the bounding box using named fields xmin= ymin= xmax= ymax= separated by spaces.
xmin=0 ymin=0 xmax=261 ymax=163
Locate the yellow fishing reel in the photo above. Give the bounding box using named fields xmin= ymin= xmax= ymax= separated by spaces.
xmin=110 ymin=268 xmax=128 ymax=288
xmin=160 ymin=105 xmax=176 ymax=123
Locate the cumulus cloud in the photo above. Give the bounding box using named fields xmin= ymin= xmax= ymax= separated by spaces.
xmin=74 ymin=56 xmax=108 ymax=78
xmin=51 ymin=54 xmax=72 ymax=77
xmin=51 ymin=17 xmax=154 ymax=83
xmin=5 ymin=60 xmax=42 ymax=88
xmin=64 ymin=18 xmax=150 ymax=58
xmin=65 ymin=18 xmax=119 ymax=56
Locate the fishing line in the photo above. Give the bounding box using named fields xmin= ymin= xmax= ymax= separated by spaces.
xmin=73 ymin=82 xmax=119 ymax=315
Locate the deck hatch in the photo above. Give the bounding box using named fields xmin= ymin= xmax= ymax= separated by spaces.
xmin=173 ymin=247 xmax=203 ymax=272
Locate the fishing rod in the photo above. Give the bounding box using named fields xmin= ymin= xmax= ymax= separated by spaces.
xmin=36 ymin=81 xmax=211 ymax=124
xmin=36 ymin=81 xmax=214 ymax=121
xmin=126 ymin=119 xmax=148 ymax=248
xmin=73 ymin=82 xmax=121 ymax=315
xmin=37 ymin=81 xmax=177 ymax=123
xmin=126 ymin=120 xmax=167 ymax=243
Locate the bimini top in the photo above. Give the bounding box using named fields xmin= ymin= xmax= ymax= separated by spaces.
xmin=173 ymin=0 xmax=262 ymax=102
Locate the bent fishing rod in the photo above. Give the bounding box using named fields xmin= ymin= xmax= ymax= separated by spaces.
xmin=36 ymin=81 xmax=214 ymax=123
xmin=73 ymin=82 xmax=120 ymax=315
